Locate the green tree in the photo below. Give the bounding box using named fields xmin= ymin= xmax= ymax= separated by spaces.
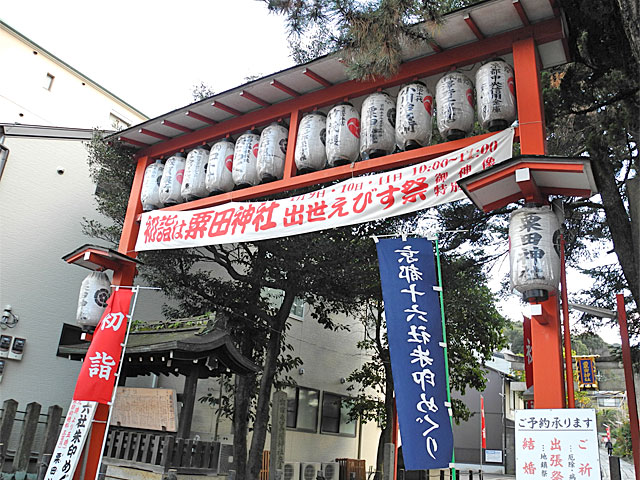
xmin=265 ymin=0 xmax=639 ymax=341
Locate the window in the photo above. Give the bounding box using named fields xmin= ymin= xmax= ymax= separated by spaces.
xmin=261 ymin=288 xmax=305 ymax=320
xmin=290 ymin=296 xmax=304 ymax=320
xmin=321 ymin=392 xmax=356 ymax=436
xmin=597 ymin=397 xmax=623 ymax=408
xmin=285 ymin=386 xmax=319 ymax=432
xmin=44 ymin=73 xmax=55 ymax=91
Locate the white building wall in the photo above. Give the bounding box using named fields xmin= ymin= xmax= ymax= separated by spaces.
xmin=0 ymin=134 xmax=163 ymax=409
xmin=0 ymin=22 xmax=146 ymax=129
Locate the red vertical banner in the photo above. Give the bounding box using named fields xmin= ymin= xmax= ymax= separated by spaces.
xmin=480 ymin=395 xmax=486 ymax=449
xmin=73 ymin=288 xmax=133 ymax=404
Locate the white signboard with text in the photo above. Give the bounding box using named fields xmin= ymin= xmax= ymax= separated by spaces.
xmin=515 ymin=409 xmax=600 ymax=479
xmin=44 ymin=400 xmax=98 ymax=480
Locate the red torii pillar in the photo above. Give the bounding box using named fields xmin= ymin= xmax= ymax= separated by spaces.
xmin=513 ymin=37 xmax=565 ymax=409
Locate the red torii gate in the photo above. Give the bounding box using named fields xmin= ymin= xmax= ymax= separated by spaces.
xmin=79 ymin=0 xmax=571 ymax=477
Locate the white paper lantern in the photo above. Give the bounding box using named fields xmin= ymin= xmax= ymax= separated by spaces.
xmin=509 ymin=206 xmax=561 ymax=301
xmin=395 ymin=82 xmax=433 ymax=151
xmin=140 ymin=160 xmax=164 ymax=211
xmin=295 ymin=112 xmax=327 ymax=173
xmin=181 ymin=145 xmax=210 ymax=201
xmin=158 ymin=152 xmax=186 ymax=206
xmin=360 ymin=92 xmax=396 ymax=160
xmin=206 ymin=139 xmax=235 ymax=194
xmin=436 ymin=71 xmax=475 ymax=140
xmin=76 ymin=271 xmax=111 ymax=331
xmin=476 ymin=59 xmax=517 ymax=132
xmin=232 ymin=131 xmax=261 ymax=188
xmin=257 ymin=122 xmax=289 ymax=182
xmin=326 ymin=102 xmax=360 ymax=167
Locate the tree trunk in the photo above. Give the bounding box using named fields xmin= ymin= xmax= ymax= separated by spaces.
xmin=376 ymin=349 xmax=395 ymax=478
xmin=246 ymin=294 xmax=295 ymax=479
xmin=233 ymin=371 xmax=256 ymax=480
xmin=615 ymin=0 xmax=640 ymax=67
xmin=590 ymin=145 xmax=639 ymax=308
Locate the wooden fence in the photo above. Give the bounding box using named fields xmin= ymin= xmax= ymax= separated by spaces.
xmin=0 ymin=399 xmax=63 ymax=476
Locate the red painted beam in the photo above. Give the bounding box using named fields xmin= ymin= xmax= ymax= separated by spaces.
xmin=513 ymin=0 xmax=530 ymax=26
xmin=464 ymin=14 xmax=485 ymax=40
xmin=303 ymin=68 xmax=332 ymax=87
xmin=155 ymin=131 xmax=502 ymax=213
xmin=139 ymin=128 xmax=170 ymax=141
xmin=429 ymin=40 xmax=443 ymax=53
xmin=212 ymin=101 xmax=242 ymax=117
xmin=136 ymin=18 xmax=562 ymax=160
xmin=185 ymin=111 xmax=217 ymax=125
xmin=271 ymin=79 xmax=300 ymax=97
xmin=240 ymin=90 xmax=271 ymax=107
xmin=162 ymin=120 xmax=193 ymax=133
xmin=118 ymin=136 xmax=149 ymax=148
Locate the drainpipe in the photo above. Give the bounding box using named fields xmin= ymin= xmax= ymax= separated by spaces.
xmin=0 ymin=127 xmax=9 ymax=182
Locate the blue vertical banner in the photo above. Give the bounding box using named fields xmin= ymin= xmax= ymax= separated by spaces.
xmin=376 ymin=237 xmax=454 ymax=469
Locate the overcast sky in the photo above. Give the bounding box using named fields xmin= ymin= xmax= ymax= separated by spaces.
xmin=1 ymin=0 xmax=295 ymax=118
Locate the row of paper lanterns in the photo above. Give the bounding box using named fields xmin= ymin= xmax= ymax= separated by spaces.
xmin=140 ymin=60 xmax=517 ymax=211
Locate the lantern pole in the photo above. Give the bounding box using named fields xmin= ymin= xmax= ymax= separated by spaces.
xmin=559 ymin=235 xmax=576 ymax=408
xmin=616 ymin=294 xmax=640 ymax=478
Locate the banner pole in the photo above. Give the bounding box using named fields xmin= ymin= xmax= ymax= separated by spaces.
xmin=93 ymin=285 xmax=141 ymax=480
xmin=433 ymin=235 xmax=456 ymax=479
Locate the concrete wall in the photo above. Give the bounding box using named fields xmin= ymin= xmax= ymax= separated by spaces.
xmin=0 ymin=23 xmax=146 ymax=129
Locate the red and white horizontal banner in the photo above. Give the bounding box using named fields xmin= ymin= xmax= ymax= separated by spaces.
xmin=136 ymin=128 xmax=514 ymax=251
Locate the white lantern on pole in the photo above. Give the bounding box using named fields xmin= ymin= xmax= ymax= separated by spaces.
xmin=158 ymin=152 xmax=186 ymax=206
xmin=76 ymin=271 xmax=111 ymax=331
xmin=181 ymin=145 xmax=210 ymax=201
xmin=295 ymin=112 xmax=327 ymax=173
xmin=206 ymin=139 xmax=235 ymax=194
xmin=232 ymin=131 xmax=261 ymax=188
xmin=326 ymin=102 xmax=360 ymax=167
xmin=140 ymin=160 xmax=164 ymax=211
xmin=395 ymin=82 xmax=433 ymax=151
xmin=435 ymin=71 xmax=475 ymax=140
xmin=509 ymin=205 xmax=561 ymax=301
xmin=257 ymin=122 xmax=289 ymax=183
xmin=360 ymin=92 xmax=396 ymax=160
xmin=476 ymin=59 xmax=517 ymax=132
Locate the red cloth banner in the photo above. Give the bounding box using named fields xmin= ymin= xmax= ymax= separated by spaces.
xmin=73 ymin=288 xmax=133 ymax=404
xmin=481 ymin=395 xmax=487 ymax=449
xmin=136 ymin=128 xmax=514 ymax=251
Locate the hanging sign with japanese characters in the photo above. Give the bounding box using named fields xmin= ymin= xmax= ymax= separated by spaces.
xmin=73 ymin=288 xmax=134 ymax=404
xmin=376 ymin=238 xmax=453 ymax=469
xmin=576 ymin=356 xmax=598 ymax=390
xmin=44 ymin=400 xmax=97 ymax=480
xmin=136 ymin=128 xmax=514 ymax=251
xmin=516 ymin=409 xmax=600 ymax=479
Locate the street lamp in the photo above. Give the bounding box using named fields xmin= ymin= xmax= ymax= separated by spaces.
xmin=570 ymin=298 xmax=639 ymax=477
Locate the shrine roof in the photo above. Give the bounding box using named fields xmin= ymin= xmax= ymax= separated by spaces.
xmin=107 ymin=0 xmax=568 ymax=155
xmin=58 ymin=326 xmax=258 ymax=378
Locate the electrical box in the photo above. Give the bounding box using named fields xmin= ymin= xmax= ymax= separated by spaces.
xmin=0 ymin=335 xmax=11 ymax=358
xmin=0 ymin=359 xmax=5 ymax=382
xmin=9 ymin=337 xmax=25 ymax=360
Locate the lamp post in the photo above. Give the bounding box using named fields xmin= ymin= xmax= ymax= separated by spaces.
xmin=570 ymin=297 xmax=640 ymax=479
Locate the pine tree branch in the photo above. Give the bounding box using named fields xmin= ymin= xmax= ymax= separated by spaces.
xmin=569 ymin=87 xmax=639 ymax=115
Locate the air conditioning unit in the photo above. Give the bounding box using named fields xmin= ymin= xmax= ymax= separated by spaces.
xmin=284 ymin=462 xmax=301 ymax=480
xmin=217 ymin=443 xmax=234 ymax=474
xmin=301 ymin=462 xmax=321 ymax=480
xmin=322 ymin=462 xmax=340 ymax=480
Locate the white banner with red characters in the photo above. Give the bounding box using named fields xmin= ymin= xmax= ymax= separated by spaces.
xmin=136 ymin=128 xmax=514 ymax=251
xmin=44 ymin=400 xmax=97 ymax=480
xmin=73 ymin=288 xmax=134 ymax=404
xmin=515 ymin=409 xmax=600 ymax=479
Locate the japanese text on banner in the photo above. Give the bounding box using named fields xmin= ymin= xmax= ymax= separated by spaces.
xmin=137 ymin=128 xmax=514 ymax=251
